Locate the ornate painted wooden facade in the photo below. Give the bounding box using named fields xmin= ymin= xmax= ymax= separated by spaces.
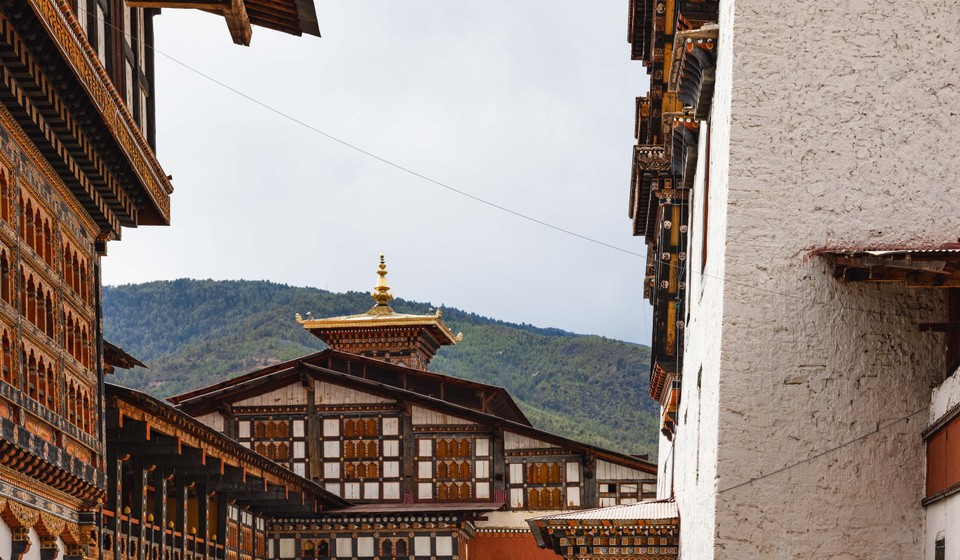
xmin=296 ymin=256 xmax=462 ymax=372
xmin=0 ymin=1 xmax=319 ymax=559
xmin=171 ymin=311 xmax=657 ymax=560
xmin=528 ymin=501 xmax=679 ymax=560
xmin=627 ymin=0 xmax=718 ymax=443
xmin=103 ymin=383 xmax=345 ymax=560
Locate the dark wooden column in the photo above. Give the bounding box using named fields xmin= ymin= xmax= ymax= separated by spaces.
xmin=304 ymin=371 xmax=321 ymax=482
xmin=38 ymin=535 xmax=59 ymax=560
xmin=106 ymin=440 xmax=122 ymax=560
xmin=492 ymin=427 xmax=506 ymax=503
xmin=581 ymin=454 xmax=598 ymax=509
xmin=197 ymin=484 xmax=209 ymax=560
xmin=401 ymin=403 xmax=415 ymax=501
xmin=10 ymin=526 xmax=30 ymax=560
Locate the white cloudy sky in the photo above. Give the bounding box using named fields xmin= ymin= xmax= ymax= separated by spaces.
xmin=101 ymin=2 xmax=653 ymax=344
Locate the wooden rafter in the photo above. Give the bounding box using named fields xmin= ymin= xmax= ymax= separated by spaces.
xmin=828 ymin=252 xmax=960 ymax=288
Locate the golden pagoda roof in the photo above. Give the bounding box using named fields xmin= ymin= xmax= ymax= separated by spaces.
xmin=296 ymin=254 xmax=461 ymax=345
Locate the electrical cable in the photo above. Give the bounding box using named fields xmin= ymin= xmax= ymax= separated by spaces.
xmin=79 ymin=7 xmax=938 ymax=326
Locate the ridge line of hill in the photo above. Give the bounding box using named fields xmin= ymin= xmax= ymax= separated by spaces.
xmin=102 ymin=278 xmax=658 ymax=457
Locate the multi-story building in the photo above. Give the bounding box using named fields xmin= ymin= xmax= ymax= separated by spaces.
xmin=170 ymin=258 xmax=658 ymax=560
xmin=0 ymin=1 xmax=319 ymax=559
xmin=625 ymin=0 xmax=960 ymax=557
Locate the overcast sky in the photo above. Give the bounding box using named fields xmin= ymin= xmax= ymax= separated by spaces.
xmin=101 ymin=2 xmax=654 ymax=344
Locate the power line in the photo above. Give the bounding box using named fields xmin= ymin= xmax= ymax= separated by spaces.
xmin=81 ymin=7 xmax=645 ymax=259
xmin=80 ymin=8 xmax=938 ymax=327
xmin=717 ymin=407 xmax=927 ymax=494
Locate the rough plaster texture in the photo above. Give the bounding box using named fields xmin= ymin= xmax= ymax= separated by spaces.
xmin=667 ymin=0 xmax=735 ymax=557
xmin=929 ymin=368 xmax=960 ymax=425
xmin=668 ymin=0 xmax=960 ymax=557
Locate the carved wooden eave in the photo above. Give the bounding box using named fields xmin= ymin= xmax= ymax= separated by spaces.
xmin=170 ymin=353 xmax=657 ymax=475
xmin=127 ymin=0 xmax=321 ymax=46
xmin=820 ymin=247 xmax=960 ymax=288
xmin=669 ymin=25 xmax=718 ymax=121
xmin=659 ymin=375 xmax=680 ymax=440
xmin=528 ymin=499 xmax=680 ymax=559
xmin=635 ymin=97 xmax=650 ymax=144
xmin=627 ymin=0 xmax=654 ymax=64
xmin=107 ymin=383 xmax=350 ymax=514
xmin=630 ymin=145 xmax=672 ymax=239
xmin=669 ymin=113 xmax=700 ymax=188
xmin=169 ymin=349 xmax=530 ymax=426
xmin=0 ymin=414 xmax=105 ymax=506
xmin=676 ymin=0 xmax=719 ymax=31
xmin=0 ymin=0 xmax=173 ymax=234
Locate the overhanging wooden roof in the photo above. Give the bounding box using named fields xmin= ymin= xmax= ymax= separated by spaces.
xmin=104 ymin=340 xmax=148 ymax=374
xmin=108 ymin=383 xmax=349 ymax=513
xmin=169 ymin=349 xmax=529 ymax=425
xmin=819 ymin=246 xmax=960 ymax=288
xmin=170 ymin=355 xmax=657 ymax=475
xmin=127 ymin=0 xmax=321 ymax=46
xmin=528 ymin=500 xmax=679 ymax=559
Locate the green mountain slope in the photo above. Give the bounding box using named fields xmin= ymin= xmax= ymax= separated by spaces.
xmin=102 ymin=280 xmax=658 ymax=457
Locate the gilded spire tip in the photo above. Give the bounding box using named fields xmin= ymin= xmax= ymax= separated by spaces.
xmin=372 ymin=253 xmax=393 ymax=307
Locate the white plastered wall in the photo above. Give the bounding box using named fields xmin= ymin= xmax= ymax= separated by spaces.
xmin=693 ymin=0 xmax=960 ymax=556
xmin=925 ymin=369 xmax=960 ymax=560
xmin=665 ymin=0 xmax=734 ymax=555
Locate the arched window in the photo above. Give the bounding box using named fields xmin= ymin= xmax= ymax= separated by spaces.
xmin=26 ymin=276 xmax=36 ymax=324
xmin=33 ymin=210 xmax=41 ymax=253
xmin=67 ymin=384 xmax=75 ymax=425
xmin=395 ymin=540 xmax=407 ymax=556
xmin=365 ymin=418 xmax=378 ymax=436
xmin=344 ymin=441 xmax=356 ymax=459
xmin=82 ymin=392 xmax=91 ymax=433
xmin=45 ymin=364 xmax=55 ymax=409
xmin=277 ymin=421 xmax=289 ymax=438
xmin=63 ymin=246 xmax=72 ymax=288
xmin=26 ymin=352 xmax=37 ymax=401
xmin=1 ymin=332 xmax=11 ymax=385
xmin=44 ymin=293 xmax=53 ymax=338
xmin=36 ymin=358 xmax=46 ymax=405
xmin=24 ymin=201 xmax=34 ymax=248
xmin=0 ymin=170 xmax=8 ymax=223
xmin=344 ymin=419 xmax=356 ymax=437
xmin=366 ymin=441 xmax=377 ymax=458
xmin=0 ymin=252 xmax=8 ymax=304
xmin=254 ymin=421 xmax=266 ymax=439
xmin=437 ymin=439 xmax=449 ymax=458
xmin=380 ymin=540 xmax=393 ymax=558
xmin=276 ymin=442 xmax=288 ymax=461
xmin=42 ymin=221 xmax=51 ymax=264
xmin=265 ymin=421 xmax=278 ymax=439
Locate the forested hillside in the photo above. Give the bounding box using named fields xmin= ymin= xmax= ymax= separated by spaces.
xmin=103 ymin=280 xmax=658 ymax=457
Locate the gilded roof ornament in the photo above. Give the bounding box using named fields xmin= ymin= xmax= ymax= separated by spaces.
xmin=372 ymin=253 xmax=394 ymax=308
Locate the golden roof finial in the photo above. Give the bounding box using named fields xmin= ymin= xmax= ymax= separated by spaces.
xmin=372 ymin=253 xmax=394 ymax=307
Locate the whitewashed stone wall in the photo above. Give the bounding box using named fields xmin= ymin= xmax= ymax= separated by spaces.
xmin=674 ymin=0 xmax=960 ymax=556
xmin=666 ymin=0 xmax=735 ymax=556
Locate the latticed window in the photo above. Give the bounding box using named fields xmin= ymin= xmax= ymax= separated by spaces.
xmin=508 ymin=459 xmax=582 ymax=510
xmin=417 ymin=435 xmax=492 ymax=501
xmin=319 ymin=415 xmax=402 ymax=500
